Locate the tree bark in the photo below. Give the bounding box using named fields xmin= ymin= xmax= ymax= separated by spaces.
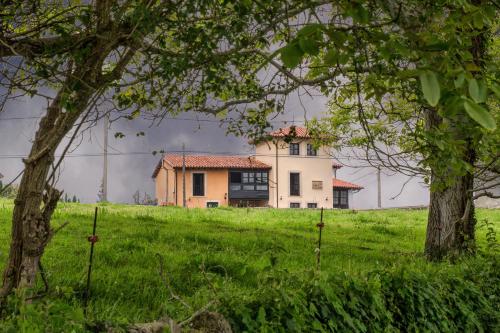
xmin=423 ymin=101 xmax=478 ymax=260
xmin=0 ymin=87 xmax=93 ymax=299
xmin=425 ymin=170 xmax=476 ymax=260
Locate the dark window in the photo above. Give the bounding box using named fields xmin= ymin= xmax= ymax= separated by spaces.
xmin=193 ymin=173 xmax=205 ymax=196
xmin=230 ymin=172 xmax=242 ymax=183
xmin=206 ymin=201 xmax=218 ymax=208
xmin=307 ymin=144 xmax=317 ymax=156
xmin=290 ymin=202 xmax=300 ymax=208
xmin=290 ymin=172 xmax=300 ymax=196
xmin=333 ymin=189 xmax=349 ymax=208
xmin=307 ymin=203 xmax=318 ymax=209
xmin=340 ymin=191 xmax=348 ymax=205
xmin=289 ymin=143 xmax=300 ymax=155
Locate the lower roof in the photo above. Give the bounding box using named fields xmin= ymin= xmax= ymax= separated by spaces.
xmin=332 ymin=178 xmax=364 ymax=190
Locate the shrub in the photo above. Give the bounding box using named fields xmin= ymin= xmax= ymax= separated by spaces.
xmin=220 ymin=255 xmax=499 ymax=332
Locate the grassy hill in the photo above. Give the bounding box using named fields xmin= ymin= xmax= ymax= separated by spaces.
xmin=0 ymin=199 xmax=498 ymax=331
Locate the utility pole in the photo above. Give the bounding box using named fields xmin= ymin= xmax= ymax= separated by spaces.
xmin=377 ymin=167 xmax=382 ymax=209
xmin=182 ymin=143 xmax=186 ymax=208
xmin=102 ymin=114 xmax=109 ymax=202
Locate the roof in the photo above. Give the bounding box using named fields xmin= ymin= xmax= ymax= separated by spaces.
xmin=269 ymin=126 xmax=310 ymax=138
xmin=153 ymin=155 xmax=271 ymax=178
xmin=332 ymin=178 xmax=364 ymax=190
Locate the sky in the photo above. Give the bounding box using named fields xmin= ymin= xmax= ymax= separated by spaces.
xmin=0 ymin=89 xmax=430 ymax=209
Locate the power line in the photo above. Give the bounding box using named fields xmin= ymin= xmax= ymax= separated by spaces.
xmin=0 ymin=150 xmax=364 ymax=163
xmin=0 ymin=115 xmax=307 ymax=124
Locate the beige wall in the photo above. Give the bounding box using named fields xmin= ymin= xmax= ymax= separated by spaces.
xmin=255 ymin=139 xmax=333 ymax=208
xmin=155 ymin=165 xmax=229 ymax=208
xmin=155 ymin=162 xmax=176 ymax=206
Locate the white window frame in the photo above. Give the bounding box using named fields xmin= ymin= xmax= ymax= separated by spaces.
xmin=192 ymin=171 xmax=206 ymax=197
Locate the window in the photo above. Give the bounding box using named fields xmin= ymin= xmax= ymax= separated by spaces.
xmin=230 ymin=171 xmax=268 ymax=191
xmin=307 ymin=203 xmax=318 ymax=209
xmin=333 ymin=189 xmax=349 ymax=208
xmin=312 ymin=181 xmax=323 ymax=190
xmin=289 ymin=143 xmax=300 ymax=155
xmin=307 ymin=144 xmax=317 ymax=156
xmin=340 ymin=190 xmax=348 ymax=205
xmin=206 ymin=201 xmax=219 ymax=208
xmin=230 ymin=172 xmax=241 ymax=183
xmin=290 ymin=172 xmax=300 ymax=196
xmin=290 ymin=202 xmax=300 ymax=208
xmin=193 ymin=173 xmax=205 ymax=196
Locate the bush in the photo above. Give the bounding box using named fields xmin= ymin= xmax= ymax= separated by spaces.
xmin=220 ymin=255 xmax=499 ymax=332
xmin=0 ymin=289 xmax=86 ymax=333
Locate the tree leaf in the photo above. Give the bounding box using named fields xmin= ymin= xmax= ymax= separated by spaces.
xmin=280 ymin=42 xmax=304 ymax=68
xmin=454 ymin=73 xmax=465 ymax=88
xmin=468 ymin=78 xmax=487 ymax=103
xmin=419 ymin=71 xmax=440 ymax=106
xmin=489 ymin=83 xmax=500 ymax=99
xmin=463 ymin=100 xmax=496 ymax=130
xmin=298 ymin=36 xmax=320 ymax=55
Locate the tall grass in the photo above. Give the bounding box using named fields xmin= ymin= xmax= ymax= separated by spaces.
xmin=0 ymin=198 xmax=498 ymax=331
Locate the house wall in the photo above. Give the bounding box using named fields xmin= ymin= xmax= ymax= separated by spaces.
xmin=173 ymin=168 xmax=229 ymax=208
xmin=155 ymin=162 xmax=176 ymax=206
xmin=255 ymin=139 xmax=333 ymax=209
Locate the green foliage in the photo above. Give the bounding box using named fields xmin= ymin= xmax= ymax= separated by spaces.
xmin=464 ymin=99 xmax=496 ymax=130
xmin=419 ymin=71 xmax=441 ymax=107
xmin=222 ymin=257 xmax=499 ymax=332
xmin=0 ymin=291 xmax=86 ymax=333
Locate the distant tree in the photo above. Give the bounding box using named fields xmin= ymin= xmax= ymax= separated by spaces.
xmin=142 ymin=192 xmax=155 ymax=206
xmin=72 ymin=195 xmax=77 ymax=203
xmin=133 ymin=190 xmax=141 ymax=205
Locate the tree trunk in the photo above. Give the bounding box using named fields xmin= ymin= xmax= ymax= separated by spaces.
xmin=0 ymin=89 xmax=91 ymax=299
xmin=425 ymin=171 xmax=476 ymax=260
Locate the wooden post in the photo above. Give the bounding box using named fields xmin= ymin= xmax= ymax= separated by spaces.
xmin=84 ymin=207 xmax=99 ymax=316
xmin=316 ymin=207 xmax=325 ymax=271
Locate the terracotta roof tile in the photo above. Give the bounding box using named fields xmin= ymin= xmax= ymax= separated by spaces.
xmin=153 ymin=155 xmax=271 ymax=177
xmin=332 ymin=178 xmax=364 ymax=190
xmin=269 ymin=126 xmax=309 ymax=138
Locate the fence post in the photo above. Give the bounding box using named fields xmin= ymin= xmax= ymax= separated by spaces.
xmin=84 ymin=207 xmax=99 ymax=316
xmin=316 ymin=207 xmax=325 ymax=271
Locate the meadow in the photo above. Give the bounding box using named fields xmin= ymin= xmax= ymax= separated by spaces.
xmin=0 ymin=198 xmax=498 ymax=331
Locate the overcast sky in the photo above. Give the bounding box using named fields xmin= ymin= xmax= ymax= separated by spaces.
xmin=0 ymin=89 xmax=429 ymax=209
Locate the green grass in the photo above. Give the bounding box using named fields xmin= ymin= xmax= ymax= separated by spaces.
xmin=0 ymin=198 xmax=498 ymax=327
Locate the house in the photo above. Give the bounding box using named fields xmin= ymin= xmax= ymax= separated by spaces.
xmin=152 ymin=155 xmax=271 ymax=208
xmin=152 ymin=126 xmax=364 ymax=209
xmin=254 ymin=126 xmax=335 ymax=208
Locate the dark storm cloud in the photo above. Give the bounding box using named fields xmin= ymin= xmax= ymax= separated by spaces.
xmin=0 ymin=92 xmax=429 ymax=207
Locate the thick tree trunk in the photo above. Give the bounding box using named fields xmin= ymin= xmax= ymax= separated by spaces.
xmin=0 ymin=90 xmax=89 ymax=299
xmin=425 ymin=171 xmax=476 ymax=260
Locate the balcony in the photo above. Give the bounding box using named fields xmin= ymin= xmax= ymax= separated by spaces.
xmin=228 ymin=170 xmax=269 ymax=200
